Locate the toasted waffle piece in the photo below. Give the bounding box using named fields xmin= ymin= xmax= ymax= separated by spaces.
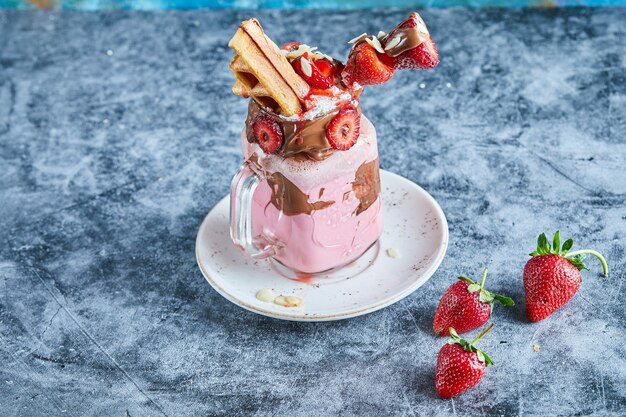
xmin=230 ymin=55 xmax=291 ymax=111
xmin=228 ymin=18 xmax=309 ymax=116
xmin=231 ymin=76 xmax=283 ymax=112
xmin=240 ymin=19 xmax=309 ymax=99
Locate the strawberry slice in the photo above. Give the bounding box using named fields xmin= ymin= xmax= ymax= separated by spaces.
xmin=291 ymin=56 xmax=335 ymax=89
xmin=341 ymin=42 xmax=394 ymax=87
xmin=382 ymin=12 xmax=439 ymax=70
xmin=251 ymin=114 xmax=284 ymax=154
xmin=325 ymin=106 xmax=360 ymax=151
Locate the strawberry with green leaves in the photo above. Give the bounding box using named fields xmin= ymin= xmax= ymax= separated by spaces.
xmin=433 ymin=268 xmax=514 ymax=336
xmin=524 ymin=231 xmax=609 ymax=322
xmin=436 ymin=324 xmax=494 ymax=398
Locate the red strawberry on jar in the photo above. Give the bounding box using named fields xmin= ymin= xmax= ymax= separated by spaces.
xmin=524 ymin=231 xmax=609 ymax=322
xmin=251 ymin=114 xmax=284 ymax=154
xmin=433 ymin=268 xmax=514 ymax=336
xmin=436 ymin=324 xmax=494 ymax=398
xmin=325 ymin=105 xmax=360 ymax=150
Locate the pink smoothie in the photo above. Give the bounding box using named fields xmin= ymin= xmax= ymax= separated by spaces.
xmin=242 ymin=115 xmax=383 ymax=273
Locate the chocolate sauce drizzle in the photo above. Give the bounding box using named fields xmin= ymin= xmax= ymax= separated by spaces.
xmin=352 ymin=158 xmax=381 ymax=215
xmin=246 ymin=100 xmax=360 ymax=162
xmin=383 ymin=27 xmax=430 ymax=57
xmin=267 ymin=172 xmax=335 ymax=216
xmin=248 ymin=153 xmax=380 ymax=217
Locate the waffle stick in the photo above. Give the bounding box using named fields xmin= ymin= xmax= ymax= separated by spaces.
xmin=240 ymin=18 xmax=309 ymax=99
xmin=228 ymin=19 xmax=309 ymax=116
xmin=230 ymin=55 xmax=291 ymax=112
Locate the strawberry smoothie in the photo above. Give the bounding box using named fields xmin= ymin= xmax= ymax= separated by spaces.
xmin=241 ymin=112 xmax=383 ymax=273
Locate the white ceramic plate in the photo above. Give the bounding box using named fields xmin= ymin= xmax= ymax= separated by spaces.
xmin=196 ymin=170 xmax=448 ymax=321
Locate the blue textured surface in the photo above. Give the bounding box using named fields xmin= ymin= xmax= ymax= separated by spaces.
xmin=1 ymin=8 xmax=625 ymax=417
xmin=1 ymin=0 xmax=626 ymax=10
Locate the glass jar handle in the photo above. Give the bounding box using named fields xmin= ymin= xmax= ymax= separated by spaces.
xmin=230 ymin=161 xmax=276 ymax=260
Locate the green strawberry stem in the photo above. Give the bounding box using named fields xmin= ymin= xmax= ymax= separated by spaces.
xmin=531 ymin=231 xmax=609 ymax=277
xmin=459 ymin=268 xmax=515 ymax=306
xmin=565 ymin=249 xmax=609 ymax=277
xmin=471 ymin=323 xmax=494 ymax=345
xmin=479 ymin=267 xmax=488 ymax=290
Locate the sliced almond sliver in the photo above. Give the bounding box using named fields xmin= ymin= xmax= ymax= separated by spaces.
xmin=384 ymin=35 xmax=401 ymax=51
xmin=314 ymin=51 xmax=334 ymax=61
xmin=365 ymin=36 xmax=385 ymax=54
xmin=285 ymin=44 xmax=314 ymax=60
xmin=377 ymin=31 xmax=386 ymax=39
xmin=348 ymin=32 xmax=368 ymax=44
xmin=300 ymin=57 xmax=313 ymax=77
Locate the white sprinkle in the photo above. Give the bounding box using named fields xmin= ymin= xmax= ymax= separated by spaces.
xmin=419 ymin=83 xmax=426 ymax=89
xmin=386 ymin=248 xmax=400 ymax=258
xmin=106 ymin=50 xmax=113 ymax=56
xmin=300 ymin=57 xmax=313 ymax=77
xmin=446 ymin=82 xmax=452 ymax=88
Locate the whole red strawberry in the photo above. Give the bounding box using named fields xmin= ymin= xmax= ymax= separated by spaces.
xmin=433 ymin=268 xmax=514 ymax=336
xmin=436 ymin=324 xmax=494 ymax=398
xmin=524 ymin=231 xmax=608 ymax=322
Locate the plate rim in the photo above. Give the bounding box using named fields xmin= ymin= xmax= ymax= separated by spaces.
xmin=195 ymin=169 xmax=448 ymax=322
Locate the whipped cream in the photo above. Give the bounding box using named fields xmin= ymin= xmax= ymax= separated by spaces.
xmin=279 ymin=87 xmax=355 ymax=122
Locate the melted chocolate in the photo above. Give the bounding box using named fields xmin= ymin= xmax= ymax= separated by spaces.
xmin=352 ymin=158 xmax=381 ymax=215
xmin=267 ymin=171 xmax=334 ymax=216
xmin=382 ymin=14 xmax=430 ymax=58
xmin=246 ymin=100 xmax=360 ymax=162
